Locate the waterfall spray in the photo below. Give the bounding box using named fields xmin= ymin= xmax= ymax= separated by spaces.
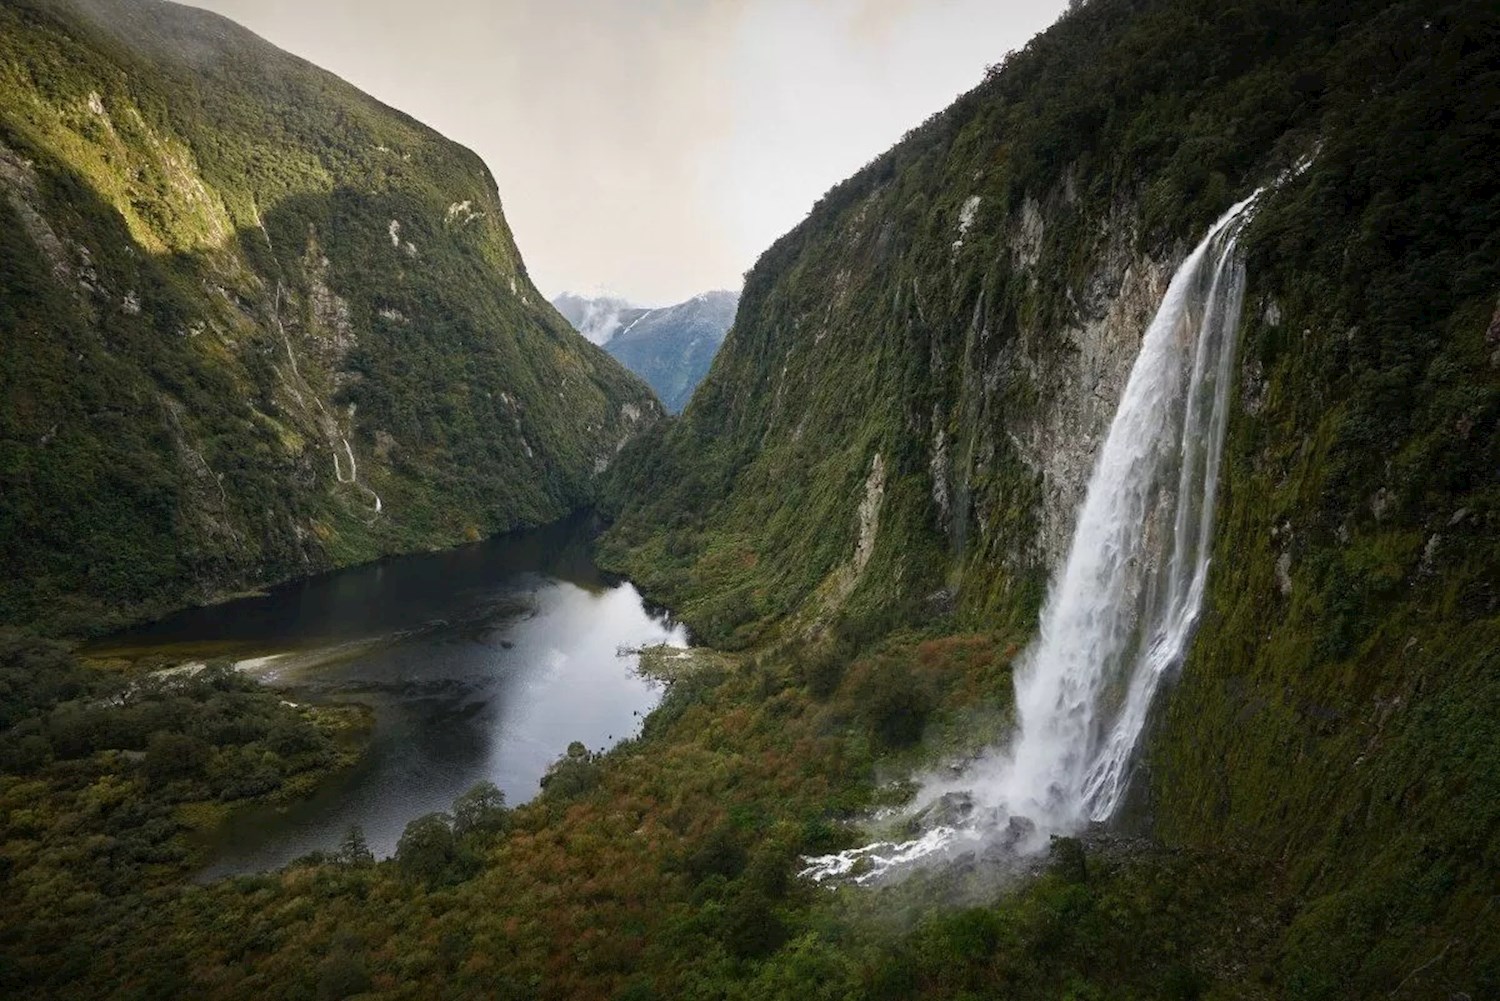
xmin=804 ymin=192 xmax=1262 ymax=883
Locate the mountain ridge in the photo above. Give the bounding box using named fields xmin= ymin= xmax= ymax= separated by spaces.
xmin=601 ymin=0 xmax=1499 ymax=991
xmin=0 ymin=0 xmax=660 ymax=634
xmin=552 ymin=288 xmax=739 ymax=412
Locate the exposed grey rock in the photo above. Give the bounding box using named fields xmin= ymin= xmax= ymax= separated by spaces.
xmin=917 ymin=791 xmax=976 ymax=829
xmin=1276 ymin=551 xmax=1293 ymax=596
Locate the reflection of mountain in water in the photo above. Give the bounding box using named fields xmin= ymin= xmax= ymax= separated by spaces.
xmin=93 ymin=512 xmax=614 ymax=652
xmin=91 ymin=516 xmax=687 ymax=877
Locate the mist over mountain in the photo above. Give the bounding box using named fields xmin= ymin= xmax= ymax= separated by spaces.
xmin=550 ymin=290 xmax=635 ymax=345
xmin=552 ymin=289 xmax=739 ymax=412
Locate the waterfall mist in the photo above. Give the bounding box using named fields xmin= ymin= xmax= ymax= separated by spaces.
xmin=803 ymin=192 xmax=1261 ymax=883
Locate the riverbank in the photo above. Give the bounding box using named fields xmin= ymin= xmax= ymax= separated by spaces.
xmin=0 ymin=634 xmax=374 ymax=929
xmin=176 ymin=700 xmax=375 ymax=867
xmin=65 ymin=516 xmax=686 ymax=878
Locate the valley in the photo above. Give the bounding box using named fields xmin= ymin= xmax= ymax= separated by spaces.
xmin=0 ymin=0 xmax=1495 ymax=998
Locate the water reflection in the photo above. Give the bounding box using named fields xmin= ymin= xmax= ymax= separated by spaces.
xmin=91 ymin=516 xmax=685 ymax=876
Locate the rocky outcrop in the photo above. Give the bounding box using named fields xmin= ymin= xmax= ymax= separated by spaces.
xmin=935 ymin=193 xmax=1178 ymax=574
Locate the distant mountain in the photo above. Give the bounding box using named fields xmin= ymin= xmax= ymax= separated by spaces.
xmin=552 ymin=291 xmax=739 ymax=412
xmin=551 ymin=291 xmax=635 ymax=346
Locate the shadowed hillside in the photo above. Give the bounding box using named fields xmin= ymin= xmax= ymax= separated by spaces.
xmin=0 ymin=0 xmax=658 ymax=634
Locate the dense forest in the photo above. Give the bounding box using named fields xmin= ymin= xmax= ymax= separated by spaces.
xmin=0 ymin=0 xmax=657 ymax=636
xmin=1 ymin=0 xmax=1496 ymax=998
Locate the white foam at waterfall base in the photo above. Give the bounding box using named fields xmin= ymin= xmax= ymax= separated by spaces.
xmin=802 ymin=191 xmax=1262 ymax=885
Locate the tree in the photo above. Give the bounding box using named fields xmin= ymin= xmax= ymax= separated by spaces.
xmin=315 ymin=953 xmax=369 ymax=1001
xmin=684 ymin=824 xmax=747 ymax=884
xmin=336 ymin=825 xmax=374 ymax=867
xmin=316 ymin=931 xmax=371 ymax=1000
xmin=452 ymin=780 xmax=509 ymax=840
xmin=144 ymin=731 xmax=210 ymax=785
xmin=539 ymin=741 xmax=602 ymax=800
xmin=394 ymin=812 xmax=476 ymax=886
xmin=856 ymin=661 xmax=932 ymax=749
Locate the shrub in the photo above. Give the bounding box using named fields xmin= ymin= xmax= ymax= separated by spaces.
xmin=539 ymin=741 xmax=603 ymax=801
xmin=452 ymin=780 xmax=509 ymax=840
xmin=144 ymin=731 xmax=210 ymax=784
xmin=856 ymin=660 xmax=933 ymax=749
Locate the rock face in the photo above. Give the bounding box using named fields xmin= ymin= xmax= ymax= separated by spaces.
xmin=605 ymin=0 xmax=1498 ymax=988
xmin=0 ymin=0 xmax=658 ymax=631
xmin=934 ymin=194 xmax=1176 ymax=575
xmin=1011 ymin=236 xmax=1172 ymax=567
xmin=553 ymin=290 xmax=739 ymax=413
xmin=603 ymin=150 xmax=1209 ymax=646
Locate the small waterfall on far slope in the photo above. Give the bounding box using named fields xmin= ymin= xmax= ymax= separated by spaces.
xmin=803 ymin=192 xmax=1262 ymax=884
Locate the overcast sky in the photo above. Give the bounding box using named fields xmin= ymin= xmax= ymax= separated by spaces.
xmin=188 ymin=0 xmax=1067 ymax=305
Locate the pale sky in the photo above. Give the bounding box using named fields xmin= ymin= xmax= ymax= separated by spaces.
xmin=187 ymin=0 xmax=1067 ymax=305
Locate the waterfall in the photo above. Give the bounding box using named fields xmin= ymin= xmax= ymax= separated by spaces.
xmin=802 ymin=193 xmax=1260 ymax=883
xmin=997 ymin=191 xmax=1258 ymax=831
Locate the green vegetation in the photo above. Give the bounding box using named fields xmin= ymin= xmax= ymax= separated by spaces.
xmin=19 ymin=627 xmax=1252 ymax=999
xmin=0 ymin=0 xmax=1496 ymax=997
xmin=0 ymin=0 xmax=657 ymax=635
xmin=0 ymin=628 xmax=1303 ymax=999
xmin=0 ymin=629 xmax=368 ymax=988
xmin=599 ymin=0 xmax=1498 ymax=993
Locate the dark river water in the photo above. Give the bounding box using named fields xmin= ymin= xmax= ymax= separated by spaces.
xmin=90 ymin=515 xmax=685 ymax=877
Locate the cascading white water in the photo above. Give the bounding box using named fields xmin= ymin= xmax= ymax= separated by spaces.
xmin=803 ymin=192 xmax=1261 ymax=883
xmin=1000 ymin=190 xmax=1258 ymax=831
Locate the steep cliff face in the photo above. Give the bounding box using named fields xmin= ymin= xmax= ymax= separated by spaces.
xmin=606 ymin=19 xmax=1255 ymax=646
xmin=0 ymin=0 xmax=659 ymax=632
xmin=605 ymin=0 xmax=1497 ymax=990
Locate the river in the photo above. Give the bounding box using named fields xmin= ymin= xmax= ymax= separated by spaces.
xmin=89 ymin=515 xmax=686 ymax=877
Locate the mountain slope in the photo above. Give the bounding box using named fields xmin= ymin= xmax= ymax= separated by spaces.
xmin=551 ymin=291 xmax=635 ymax=345
xmin=0 ymin=0 xmax=659 ymax=633
xmin=603 ymin=0 xmax=1498 ymax=991
xmin=553 ymin=290 xmax=739 ymax=412
xmin=0 ymin=0 xmax=1494 ymax=997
